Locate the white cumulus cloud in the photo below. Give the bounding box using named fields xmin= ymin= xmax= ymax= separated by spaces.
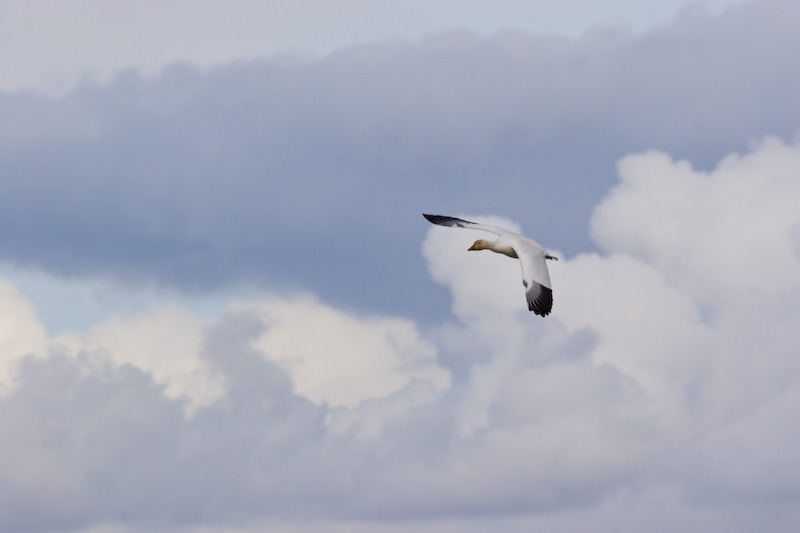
xmin=233 ymin=294 xmax=450 ymax=408
xmin=591 ymin=136 xmax=800 ymax=303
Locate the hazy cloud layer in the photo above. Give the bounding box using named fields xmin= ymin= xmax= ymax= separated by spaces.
xmin=0 ymin=0 xmax=749 ymax=94
xmin=1 ymin=136 xmax=798 ymax=532
xmin=1 ymin=0 xmax=798 ymax=320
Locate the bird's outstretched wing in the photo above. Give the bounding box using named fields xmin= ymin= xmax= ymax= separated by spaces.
xmin=512 ymin=237 xmax=553 ymax=316
xmin=423 ymin=214 xmax=512 ymax=237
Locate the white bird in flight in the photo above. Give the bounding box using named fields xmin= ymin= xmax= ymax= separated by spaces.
xmin=423 ymin=214 xmax=558 ymax=316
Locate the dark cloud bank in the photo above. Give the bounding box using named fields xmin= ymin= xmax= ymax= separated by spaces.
xmin=0 ymin=0 xmax=797 ymax=319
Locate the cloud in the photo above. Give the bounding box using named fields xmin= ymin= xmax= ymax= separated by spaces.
xmin=0 ymin=277 xmax=48 ymax=392
xmin=1 ymin=294 xmax=448 ymax=415
xmin=53 ymin=305 xmax=225 ymax=413
xmin=0 ymin=0 xmax=797 ymax=322
xmin=233 ymin=294 xmax=450 ymax=407
xmin=591 ymin=136 xmax=800 ymax=304
xmin=0 ymin=0 xmax=750 ymax=94
xmin=1 ymin=134 xmax=798 ymax=531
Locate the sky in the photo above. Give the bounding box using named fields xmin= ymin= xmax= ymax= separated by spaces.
xmin=0 ymin=0 xmax=799 ymax=531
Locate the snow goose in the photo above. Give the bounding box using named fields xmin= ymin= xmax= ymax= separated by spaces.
xmin=423 ymin=213 xmax=558 ymax=316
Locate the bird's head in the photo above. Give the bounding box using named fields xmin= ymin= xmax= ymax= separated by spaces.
xmin=468 ymin=239 xmax=489 ymax=251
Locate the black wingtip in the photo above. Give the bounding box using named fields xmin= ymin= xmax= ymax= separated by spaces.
xmin=527 ymin=286 xmax=553 ymax=317
xmin=423 ymin=214 xmax=473 ymax=228
xmin=423 ymin=213 xmax=451 ymax=226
